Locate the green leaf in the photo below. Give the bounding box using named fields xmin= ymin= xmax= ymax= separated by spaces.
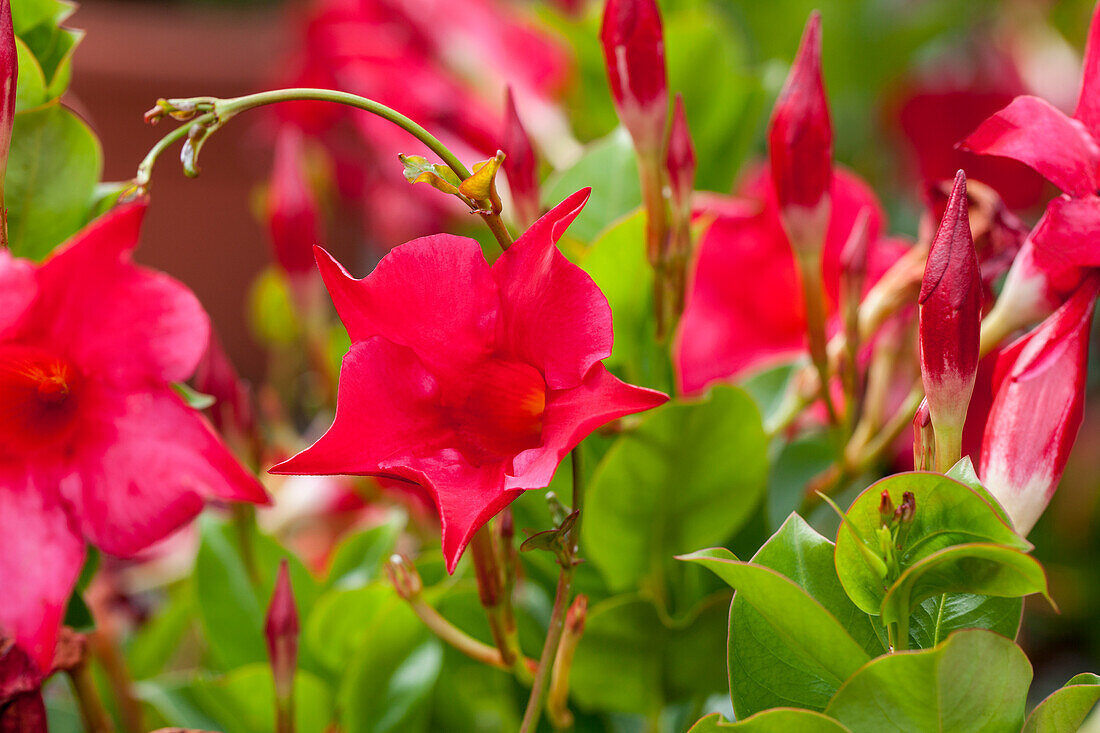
xmin=665 ymin=10 xmax=764 ymax=193
xmin=193 ymin=664 xmax=334 ymax=733
xmin=194 ymin=516 xmax=318 ymax=670
xmin=879 ymin=543 xmax=1051 ymax=630
xmin=172 ymin=382 xmax=216 ymax=410
xmin=689 ymin=710 xmax=851 ymax=732
xmin=1023 ymin=673 xmax=1100 ymax=733
xmin=834 ymin=472 xmax=1029 ymax=616
xmin=543 ymin=127 xmax=640 ymax=243
xmin=12 ymin=0 xmax=73 ymax=37
xmin=569 ymin=593 xmax=730 ymax=714
xmin=681 ymin=547 xmax=871 ymax=717
xmin=6 ymin=102 xmax=102 ymax=259
xmin=766 ymin=434 xmax=835 ymax=531
xmin=14 ymin=37 xmax=47 ymax=111
xmin=908 ymin=593 xmax=1023 ymax=651
xmin=126 ymin=584 xmax=195 ymax=680
xmin=583 ymin=386 xmax=768 ymax=593
xmin=824 ymin=630 xmax=1031 ymax=733
xmin=324 ymin=510 xmax=405 ymax=590
xmin=580 ymin=210 xmax=668 ymax=391
xmin=946 ymin=457 xmax=1015 ymax=527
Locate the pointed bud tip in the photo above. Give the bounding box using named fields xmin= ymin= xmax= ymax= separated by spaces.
xmin=265 ymin=560 xmax=299 ymax=641
xmin=665 ymin=94 xmax=696 ymax=205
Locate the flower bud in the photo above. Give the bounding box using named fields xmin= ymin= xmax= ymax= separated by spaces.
xmin=264 ymin=560 xmax=299 ymax=708
xmin=665 ymin=94 xmax=695 ymax=211
xmin=384 ymin=554 xmax=423 ymax=600
xmin=919 ymin=170 xmax=981 ymax=470
xmin=0 ymin=0 xmax=16 ymax=242
xmin=912 ymin=398 xmax=934 ymax=471
xmin=768 ymin=11 xmax=832 ymax=239
xmin=501 ymin=87 xmax=540 ymax=229
xmin=267 ymin=126 xmax=324 ymax=283
xmin=980 ymin=276 xmax=1099 ymax=535
xmin=878 ymin=490 xmax=895 ymax=527
xmin=600 ymin=0 xmax=669 ymax=155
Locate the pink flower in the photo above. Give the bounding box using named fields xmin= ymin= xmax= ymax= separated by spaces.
xmin=918 ymin=171 xmax=981 ymax=452
xmin=600 ymin=0 xmax=669 ymax=154
xmin=271 ymin=190 xmax=667 ymax=571
xmin=674 ymin=166 xmax=907 ymax=394
xmin=0 ymin=204 xmax=268 ymax=672
xmin=768 ymin=11 xmax=832 ymax=219
xmin=979 ymin=275 xmax=1099 ymax=534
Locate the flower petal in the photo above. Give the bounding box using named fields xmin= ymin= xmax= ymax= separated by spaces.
xmin=493 ymin=189 xmax=613 ymax=389
xmin=313 ymin=238 xmax=498 ymax=378
xmin=1029 ymin=195 xmax=1100 ymax=283
xmin=64 ymin=383 xmax=268 ymax=557
xmin=0 ymin=249 xmax=34 ymax=337
xmin=25 ymin=203 xmax=209 ymax=386
xmin=270 ymin=337 xmax=446 ymax=477
xmin=1075 ymin=1 xmax=1100 ymax=139
xmin=962 ymin=95 xmax=1100 ymax=198
xmin=507 ymin=363 xmax=668 ymax=489
xmin=0 ymin=465 xmax=84 ymax=674
xmin=675 ymin=206 xmax=804 ymax=394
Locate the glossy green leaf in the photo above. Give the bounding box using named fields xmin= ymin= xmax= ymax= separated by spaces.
xmin=14 ymin=37 xmax=47 ymax=111
xmin=324 ymin=510 xmax=405 ymax=590
xmin=6 ymin=102 xmax=101 ymax=259
xmin=825 ymin=630 xmax=1031 ymax=733
xmin=834 ymin=472 xmax=1029 ymax=616
xmin=908 ymin=593 xmax=1023 ymax=650
xmin=689 ymin=710 xmax=851 ymax=732
xmin=569 ymin=592 xmax=730 ymax=714
xmin=682 ymin=547 xmax=871 ymax=717
xmin=880 ymin=543 xmax=1051 ymax=629
xmin=543 ymin=127 xmax=640 ymax=243
xmin=580 ymin=210 xmax=668 ymax=390
xmin=193 ymin=664 xmax=334 ymax=733
xmin=172 ymin=382 xmax=216 ymax=410
xmin=583 ymin=386 xmax=768 ymax=593
xmin=1023 ymin=673 xmax=1100 ymax=733
xmin=766 ymin=434 xmax=835 ymax=531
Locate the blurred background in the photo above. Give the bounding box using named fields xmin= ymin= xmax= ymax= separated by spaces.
xmin=62 ymin=0 xmax=1100 ymax=708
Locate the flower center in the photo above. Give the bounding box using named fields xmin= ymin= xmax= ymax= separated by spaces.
xmin=0 ymin=344 xmax=81 ymax=455
xmin=454 ymin=358 xmax=547 ymax=462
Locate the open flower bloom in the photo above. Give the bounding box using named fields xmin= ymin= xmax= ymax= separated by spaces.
xmin=979 ymin=275 xmax=1099 ymax=535
xmin=0 ymin=203 xmax=269 ymax=672
xmin=962 ymin=3 xmax=1100 ymax=335
xmin=675 ymin=167 xmax=907 ymax=394
xmin=271 ymin=190 xmax=667 ymax=571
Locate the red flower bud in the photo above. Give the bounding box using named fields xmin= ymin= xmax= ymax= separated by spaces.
xmin=264 ymin=560 xmax=299 ymax=707
xmin=665 ymin=94 xmax=695 ymax=209
xmin=919 ymin=170 xmax=981 ymax=468
xmin=980 ymin=276 xmax=1099 ymax=535
xmin=267 ymin=127 xmax=324 ymax=282
xmin=0 ymin=0 xmax=16 ymax=220
xmin=913 ymin=397 xmax=934 ymax=471
xmin=768 ymin=11 xmax=832 ymax=218
xmin=600 ymin=0 xmax=668 ymax=154
xmin=501 ymin=87 xmax=540 ymax=229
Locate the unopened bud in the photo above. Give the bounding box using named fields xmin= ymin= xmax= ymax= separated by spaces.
xmin=769 ymin=10 xmax=832 ymax=246
xmin=566 ymin=594 xmax=588 ymax=635
xmin=878 ymin=490 xmax=894 ymax=527
xmin=384 ymin=554 xmax=423 ymax=600
xmin=665 ymin=94 xmax=695 ymax=211
xmin=501 ymin=87 xmax=540 ymax=229
xmin=264 ymin=560 xmax=299 ymax=707
xmin=919 ymin=170 xmax=980 ymax=471
xmin=0 ymin=0 xmax=15 ymax=236
xmin=600 ymin=0 xmax=669 ymax=154
xmin=913 ymin=398 xmax=934 ymax=471
xmin=895 ymin=491 xmax=916 ymax=525
xmin=268 ymin=126 xmax=325 ymax=281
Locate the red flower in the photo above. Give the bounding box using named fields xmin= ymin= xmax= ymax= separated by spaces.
xmin=768 ymin=11 xmax=832 ymax=219
xmin=0 ymin=204 xmax=268 ymax=672
xmin=962 ymin=3 xmax=1100 ymax=335
xmin=918 ymin=171 xmax=981 ymax=453
xmin=674 ymin=167 xmax=907 ymax=394
xmin=600 ymin=0 xmax=669 ymax=154
xmin=271 ymin=191 xmax=667 ymax=571
xmin=979 ymin=276 xmax=1099 ymax=534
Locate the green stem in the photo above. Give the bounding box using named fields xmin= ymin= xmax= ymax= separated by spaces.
xmin=407 ymin=597 xmax=537 ymax=674
xmin=69 ymin=663 xmax=116 ymax=733
xmin=795 ymin=249 xmax=839 ymax=426
xmin=638 ymin=152 xmax=670 ymax=340
xmin=140 ymin=88 xmax=514 ymax=249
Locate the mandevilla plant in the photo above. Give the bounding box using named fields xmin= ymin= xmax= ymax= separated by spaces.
xmin=4 ymin=0 xmax=1100 ymax=731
